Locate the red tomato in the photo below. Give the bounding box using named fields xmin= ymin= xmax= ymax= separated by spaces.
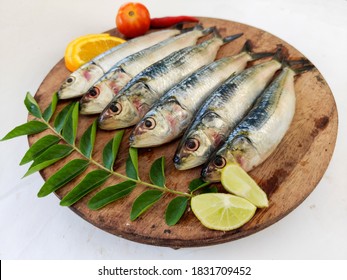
xmin=116 ymin=2 xmax=151 ymax=38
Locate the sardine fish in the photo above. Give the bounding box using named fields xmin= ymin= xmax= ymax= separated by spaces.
xmin=98 ymin=32 xmax=243 ymax=130
xmin=79 ymin=25 xmax=214 ymax=114
xmin=174 ymin=56 xmax=282 ymax=170
xmin=58 ymin=28 xmax=182 ymax=100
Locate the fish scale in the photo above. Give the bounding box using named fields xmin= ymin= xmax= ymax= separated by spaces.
xmin=174 ymin=58 xmax=282 ymax=170
xmin=202 ymin=67 xmax=297 ymax=182
xmin=58 ymin=28 xmax=182 ymax=100
xmin=138 ymin=38 xmax=226 ymax=94
xmin=129 ymin=51 xmax=256 ymax=148
xmin=80 ymin=26 xmax=213 ymax=114
xmin=98 ymin=33 xmax=243 ymax=130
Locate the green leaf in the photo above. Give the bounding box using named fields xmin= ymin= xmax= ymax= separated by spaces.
xmin=24 ymin=92 xmax=41 ymax=118
xmin=42 ymin=92 xmax=58 ymax=122
xmin=126 ymin=147 xmax=139 ymax=180
xmin=60 ymin=169 xmax=110 ymax=206
xmin=62 ymin=102 xmax=79 ymax=145
xmin=189 ymin=177 xmax=211 ymax=192
xmin=23 ymin=144 xmax=73 ymax=177
xmin=79 ymin=120 xmax=97 ymax=158
xmin=1 ymin=121 xmax=48 ymax=141
xmin=88 ymin=180 xmax=136 ymax=210
xmin=129 ymin=147 xmax=138 ymax=174
xmin=130 ymin=190 xmax=163 ymax=221
xmin=54 ymin=102 xmax=74 ymax=133
xmin=165 ymin=196 xmax=189 ymax=226
xmin=200 ymin=185 xmax=218 ymax=194
xmin=37 ymin=159 xmax=89 ymax=197
xmin=20 ymin=134 xmax=60 ymax=165
xmin=102 ymin=130 xmax=124 ymax=170
xmin=149 ymin=157 xmax=165 ymax=187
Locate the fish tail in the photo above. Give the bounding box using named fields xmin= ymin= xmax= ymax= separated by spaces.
xmin=281 ymin=57 xmax=315 ymax=74
xmin=287 ymin=61 xmax=315 ymax=74
xmin=222 ymin=32 xmax=243 ymax=44
xmin=272 ymin=45 xmax=314 ymax=73
xmin=211 ymin=28 xmax=243 ymax=43
xmin=241 ymin=39 xmax=253 ymax=53
xmin=293 ymin=64 xmax=315 ymax=74
xmin=287 ymin=58 xmax=311 ymax=67
xmin=242 ymin=40 xmax=274 ymax=60
xmin=173 ymin=23 xmax=185 ymax=31
xmin=180 ymin=23 xmax=203 ymax=33
xmin=272 ymin=44 xmax=288 ymax=63
xmin=202 ymin=26 xmax=217 ymax=36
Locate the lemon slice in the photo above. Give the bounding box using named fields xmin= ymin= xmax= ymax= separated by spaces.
xmin=191 ymin=193 xmax=256 ymax=231
xmin=221 ymin=163 xmax=269 ymax=208
xmin=64 ymin=34 xmax=126 ymax=71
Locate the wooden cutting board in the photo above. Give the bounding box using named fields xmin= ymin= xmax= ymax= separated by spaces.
xmin=29 ymin=17 xmax=338 ymax=248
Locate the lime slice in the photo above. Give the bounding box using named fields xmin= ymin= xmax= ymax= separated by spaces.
xmin=221 ymin=163 xmax=268 ymax=208
xmin=191 ymin=193 xmax=256 ymax=231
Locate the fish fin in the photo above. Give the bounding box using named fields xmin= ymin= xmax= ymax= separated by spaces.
xmin=241 ymin=40 xmax=274 ymax=60
xmin=222 ymin=33 xmax=243 ymax=44
xmin=165 ymin=96 xmax=182 ymax=107
xmin=225 ymin=71 xmax=237 ymax=81
xmin=137 ymin=76 xmax=151 ymax=84
xmin=104 ymin=66 xmax=124 ymax=79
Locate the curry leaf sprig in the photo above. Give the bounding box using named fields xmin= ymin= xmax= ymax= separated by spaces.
xmin=1 ymin=92 xmax=219 ymax=226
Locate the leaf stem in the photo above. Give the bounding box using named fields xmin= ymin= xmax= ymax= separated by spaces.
xmin=42 ymin=118 xmax=192 ymax=198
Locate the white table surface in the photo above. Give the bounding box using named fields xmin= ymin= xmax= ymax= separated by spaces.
xmin=0 ymin=0 xmax=346 ymax=260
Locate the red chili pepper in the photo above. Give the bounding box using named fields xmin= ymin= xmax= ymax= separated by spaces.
xmin=150 ymin=16 xmax=199 ymax=28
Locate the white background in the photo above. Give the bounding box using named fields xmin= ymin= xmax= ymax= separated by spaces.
xmin=0 ymin=0 xmax=346 ymax=259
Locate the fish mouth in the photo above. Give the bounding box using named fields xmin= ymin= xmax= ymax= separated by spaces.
xmin=129 ymin=128 xmax=145 ymax=148
xmin=97 ymin=113 xmax=116 ymax=130
xmin=173 ymin=153 xmax=201 ymax=170
xmin=201 ymin=165 xmax=221 ymax=182
xmin=80 ymin=104 xmax=102 ymax=115
xmin=79 ymin=99 xmax=90 ymax=114
xmin=79 ymin=98 xmax=106 ymax=115
xmin=173 ymin=154 xmax=185 ymax=170
xmin=57 ymin=88 xmax=82 ymax=100
xmin=130 ymin=132 xmax=162 ymax=148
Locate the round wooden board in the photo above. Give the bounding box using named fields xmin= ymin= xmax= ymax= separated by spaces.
xmin=29 ymin=17 xmax=338 ymax=248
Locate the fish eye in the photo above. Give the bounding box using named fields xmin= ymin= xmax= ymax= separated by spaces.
xmin=143 ymin=117 xmax=156 ymax=130
xmin=66 ymin=77 xmax=75 ymax=84
xmin=185 ymin=138 xmax=200 ymax=151
xmin=109 ymin=102 xmax=122 ymax=115
xmin=87 ymin=87 xmax=100 ymax=98
xmin=213 ymin=155 xmax=226 ymax=169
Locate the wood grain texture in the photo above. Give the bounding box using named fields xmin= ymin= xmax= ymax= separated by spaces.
xmin=28 ymin=17 xmax=338 ymax=248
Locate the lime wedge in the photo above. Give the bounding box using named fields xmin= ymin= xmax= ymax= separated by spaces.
xmin=221 ymin=163 xmax=268 ymax=208
xmin=191 ymin=193 xmax=256 ymax=231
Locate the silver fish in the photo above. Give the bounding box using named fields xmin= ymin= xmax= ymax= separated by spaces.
xmin=202 ymin=66 xmax=299 ymax=182
xmin=129 ymin=41 xmax=272 ymax=148
xmin=98 ymin=32 xmax=243 ymax=130
xmin=57 ymin=28 xmax=182 ymax=100
xmin=174 ymin=57 xmax=282 ymax=170
xmin=79 ymin=25 xmax=214 ymax=114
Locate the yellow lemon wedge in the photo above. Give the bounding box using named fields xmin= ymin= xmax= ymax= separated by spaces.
xmin=191 ymin=193 xmax=256 ymax=231
xmin=221 ymin=163 xmax=269 ymax=208
xmin=64 ymin=34 xmax=126 ymax=72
